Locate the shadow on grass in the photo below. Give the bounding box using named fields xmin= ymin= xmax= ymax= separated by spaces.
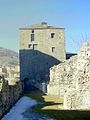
xmin=33 ymin=108 xmax=90 ymax=120
xmin=25 ymin=90 xmax=90 ymax=120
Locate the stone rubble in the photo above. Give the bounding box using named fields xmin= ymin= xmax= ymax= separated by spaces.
xmin=47 ymin=43 xmax=90 ymax=110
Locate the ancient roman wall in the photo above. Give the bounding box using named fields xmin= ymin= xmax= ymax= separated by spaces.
xmin=0 ymin=75 xmax=22 ymax=118
xmin=47 ymin=43 xmax=90 ymax=110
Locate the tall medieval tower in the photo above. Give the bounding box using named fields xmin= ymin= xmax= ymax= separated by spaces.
xmin=19 ymin=22 xmax=66 ymax=91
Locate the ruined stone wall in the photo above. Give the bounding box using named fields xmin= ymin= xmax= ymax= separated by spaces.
xmin=47 ymin=43 xmax=90 ymax=110
xmin=47 ymin=55 xmax=77 ymax=96
xmin=0 ymin=75 xmax=22 ymax=118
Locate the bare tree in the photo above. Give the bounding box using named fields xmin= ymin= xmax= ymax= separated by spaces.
xmin=70 ymin=33 xmax=90 ymax=52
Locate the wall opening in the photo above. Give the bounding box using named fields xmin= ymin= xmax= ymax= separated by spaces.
xmin=52 ymin=47 xmax=55 ymax=52
xmin=51 ymin=33 xmax=55 ymax=38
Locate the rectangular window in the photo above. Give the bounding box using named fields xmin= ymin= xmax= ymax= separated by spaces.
xmin=32 ymin=30 xmax=34 ymax=33
xmin=51 ymin=33 xmax=55 ymax=38
xmin=33 ymin=44 xmax=38 ymax=55
xmin=52 ymin=47 xmax=55 ymax=52
xmin=28 ymin=44 xmax=32 ymax=48
xmin=33 ymin=44 xmax=37 ymax=50
xmin=31 ymin=34 xmax=34 ymax=41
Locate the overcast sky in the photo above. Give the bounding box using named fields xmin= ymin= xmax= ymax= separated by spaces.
xmin=0 ymin=0 xmax=90 ymax=52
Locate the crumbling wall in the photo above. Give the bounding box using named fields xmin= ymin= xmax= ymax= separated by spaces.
xmin=64 ymin=43 xmax=90 ymax=109
xmin=47 ymin=55 xmax=77 ymax=96
xmin=47 ymin=43 xmax=90 ymax=110
xmin=0 ymin=75 xmax=22 ymax=118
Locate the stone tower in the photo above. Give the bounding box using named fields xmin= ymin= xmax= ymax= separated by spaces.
xmin=19 ymin=22 xmax=66 ymax=91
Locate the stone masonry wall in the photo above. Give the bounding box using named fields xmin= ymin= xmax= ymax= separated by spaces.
xmin=47 ymin=55 xmax=77 ymax=96
xmin=20 ymin=23 xmax=66 ymax=92
xmin=47 ymin=43 xmax=90 ymax=110
xmin=0 ymin=75 xmax=22 ymax=118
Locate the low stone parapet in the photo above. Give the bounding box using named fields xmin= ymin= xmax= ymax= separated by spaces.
xmin=0 ymin=75 xmax=22 ymax=118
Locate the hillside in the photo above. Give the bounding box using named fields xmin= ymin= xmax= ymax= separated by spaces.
xmin=0 ymin=47 xmax=19 ymax=67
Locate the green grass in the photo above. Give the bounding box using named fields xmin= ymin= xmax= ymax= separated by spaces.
xmin=25 ymin=90 xmax=90 ymax=120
